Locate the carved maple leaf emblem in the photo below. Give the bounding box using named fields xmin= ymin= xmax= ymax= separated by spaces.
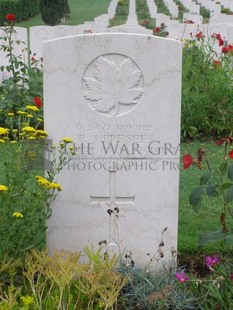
xmin=83 ymin=56 xmax=144 ymax=116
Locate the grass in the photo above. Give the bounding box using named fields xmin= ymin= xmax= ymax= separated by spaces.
xmin=178 ymin=141 xmax=232 ymax=254
xmin=16 ymin=0 xmax=112 ymax=28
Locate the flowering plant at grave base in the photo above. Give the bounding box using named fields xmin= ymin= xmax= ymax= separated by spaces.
xmin=0 ymin=14 xmax=43 ymax=128
xmin=153 ymin=23 xmax=169 ymax=37
xmin=0 ymin=111 xmax=75 ymax=260
xmin=182 ymin=139 xmax=233 ymax=247
xmin=181 ymin=28 xmax=233 ymax=140
xmin=175 ymin=255 xmax=233 ymax=308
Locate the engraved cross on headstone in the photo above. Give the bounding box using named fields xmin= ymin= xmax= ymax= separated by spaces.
xmin=90 ymin=171 xmax=135 ymax=207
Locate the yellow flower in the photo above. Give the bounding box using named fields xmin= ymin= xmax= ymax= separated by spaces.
xmin=62 ymin=137 xmax=73 ymax=143
xmin=13 ymin=212 xmax=24 ymax=218
xmin=10 ymin=140 xmax=17 ymax=144
xmin=0 ymin=127 xmax=9 ymax=135
xmin=36 ymin=130 xmax=48 ymax=137
xmin=21 ymin=296 xmax=35 ymax=306
xmin=0 ymin=185 xmax=8 ymax=192
xmin=36 ymin=117 xmax=43 ymax=122
xmin=22 ymin=126 xmax=36 ymax=133
xmin=51 ymin=145 xmax=56 ymax=149
xmin=17 ymin=110 xmax=27 ymax=116
xmin=35 ymin=175 xmax=43 ymax=180
xmin=48 ymin=182 xmax=62 ymax=191
xmin=26 ymin=114 xmax=33 ymax=118
xmin=0 ymin=139 xmax=5 ymax=143
xmin=12 ymin=129 xmax=18 ymax=133
xmin=7 ymin=112 xmax=14 ymax=117
xmin=26 ymin=105 xmax=39 ymax=112
xmin=28 ymin=136 xmax=36 ymax=140
xmin=36 ymin=176 xmax=50 ymax=188
xmin=68 ymin=146 xmax=74 ymax=151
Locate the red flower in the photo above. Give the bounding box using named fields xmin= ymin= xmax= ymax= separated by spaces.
xmin=222 ymin=44 xmax=233 ymax=54
xmin=154 ymin=27 xmax=160 ymax=33
xmin=33 ymin=96 xmax=42 ymax=108
xmin=195 ymin=31 xmax=203 ymax=39
xmin=229 ymin=150 xmax=233 ymax=159
xmin=211 ymin=33 xmax=221 ymax=40
xmin=183 ymin=154 xmax=193 ymax=169
xmin=218 ymin=38 xmax=224 ymax=46
xmin=184 ymin=19 xmax=194 ymax=24
xmin=5 ymin=14 xmax=16 ymax=22
xmin=215 ymin=136 xmax=233 ymax=146
xmin=213 ymin=59 xmax=221 ymax=66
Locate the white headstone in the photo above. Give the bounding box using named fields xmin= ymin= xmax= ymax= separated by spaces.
xmin=44 ymin=33 xmax=182 ymax=268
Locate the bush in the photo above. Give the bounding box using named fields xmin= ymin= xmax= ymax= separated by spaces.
xmin=40 ymin=0 xmax=70 ymax=26
xmin=182 ymin=33 xmax=233 ymax=140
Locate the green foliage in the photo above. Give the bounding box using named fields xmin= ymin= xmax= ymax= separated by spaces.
xmin=109 ymin=0 xmax=129 ymax=27
xmin=186 ymin=141 xmax=233 ymax=247
xmin=154 ymin=0 xmax=171 ymax=16
xmin=182 ymin=36 xmax=233 ymax=140
xmin=118 ymin=262 xmax=197 ymax=309
xmin=0 ymin=0 xmax=40 ymax=25
xmin=0 ymin=118 xmax=75 ymax=260
xmin=173 ymin=0 xmax=189 ymax=21
xmin=39 ymin=0 xmax=70 ymax=26
xmin=136 ymin=0 xmax=155 ymax=30
xmin=0 ymin=248 xmax=126 ymax=309
xmin=189 ymin=259 xmax=233 ymax=309
xmin=0 ymin=21 xmax=43 ymax=128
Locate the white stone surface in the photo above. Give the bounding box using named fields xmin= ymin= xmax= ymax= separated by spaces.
xmin=228 ymin=26 xmax=233 ymax=43
xmin=30 ymin=25 xmax=94 ymax=59
xmin=97 ymin=24 xmax=153 ymax=35
xmin=44 ymin=33 xmax=182 ymax=268
xmin=127 ymin=0 xmax=138 ymax=25
xmin=183 ymin=13 xmax=203 ymax=24
xmin=0 ymin=27 xmax=28 ymax=68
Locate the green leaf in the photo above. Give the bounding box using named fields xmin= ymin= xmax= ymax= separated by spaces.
xmin=200 ymin=171 xmax=211 ymax=185
xmin=226 ymin=235 xmax=233 ymax=246
xmin=220 ymin=162 xmax=227 ymax=176
xmin=228 ymin=163 xmax=233 ymax=181
xmin=192 ymin=199 xmax=202 ymax=213
xmin=198 ymin=230 xmax=226 ymax=246
xmin=206 ymin=185 xmax=217 ymax=197
xmin=226 ymin=186 xmax=233 ymax=202
xmin=221 ymin=182 xmax=233 ymax=190
xmin=189 ymin=187 xmax=205 ymax=212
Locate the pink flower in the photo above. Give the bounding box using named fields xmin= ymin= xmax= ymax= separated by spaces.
xmin=205 ymin=254 xmax=220 ymax=268
xmin=176 ymin=272 xmax=189 ymax=283
xmin=230 ymin=274 xmax=233 ymax=280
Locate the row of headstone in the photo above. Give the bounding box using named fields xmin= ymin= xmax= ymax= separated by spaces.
xmin=196 ymin=0 xmax=221 ymax=14
xmin=1 ymin=0 xmax=233 ymax=72
xmin=164 ymin=0 xmax=179 ymax=19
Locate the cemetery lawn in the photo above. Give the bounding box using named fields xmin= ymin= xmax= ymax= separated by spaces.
xmin=16 ymin=0 xmax=112 ymax=27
